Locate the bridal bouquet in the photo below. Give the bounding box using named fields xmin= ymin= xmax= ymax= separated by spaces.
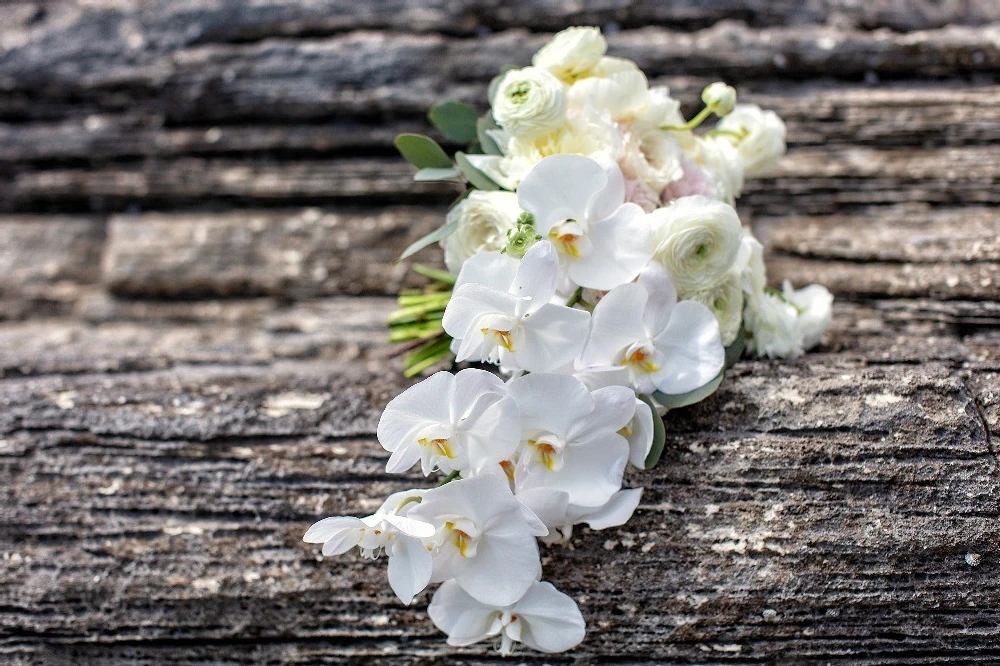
xmin=305 ymin=27 xmax=833 ymax=655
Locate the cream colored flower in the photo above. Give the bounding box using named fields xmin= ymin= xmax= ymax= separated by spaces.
xmin=702 ymin=82 xmax=737 ymax=116
xmin=695 ymin=135 xmax=745 ymax=204
xmin=619 ymin=121 xmax=685 ymax=193
xmin=744 ymin=290 xmax=802 ymax=359
xmin=649 ymin=195 xmax=744 ymax=294
xmin=532 ymin=26 xmax=607 ymax=82
xmin=687 ymin=271 xmax=744 ymax=346
xmin=783 ymin=281 xmax=833 ymax=349
xmin=491 ymin=66 xmax=567 ymax=140
xmin=567 ymin=57 xmax=649 ymax=122
xmin=441 ymin=191 xmax=521 ymax=274
xmin=716 ymin=103 xmax=787 ymax=178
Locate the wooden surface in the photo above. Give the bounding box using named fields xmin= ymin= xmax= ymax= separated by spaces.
xmin=1 ymin=2 xmax=999 ymax=663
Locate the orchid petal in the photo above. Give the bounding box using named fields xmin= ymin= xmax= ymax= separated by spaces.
xmin=652 ymin=300 xmax=725 ymax=394
xmin=388 ymin=535 xmax=434 ymax=604
xmin=427 ymin=581 xmax=497 ymax=646
xmin=516 ymin=154 xmax=607 ymax=234
xmin=512 ymin=581 xmax=587 ymax=654
xmin=515 ymin=303 xmax=591 ymax=373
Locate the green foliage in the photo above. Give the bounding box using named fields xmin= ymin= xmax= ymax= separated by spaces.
xmin=638 ymin=394 xmax=667 ymax=469
xmin=455 ymin=152 xmax=500 ymax=191
xmin=394 ymin=133 xmax=453 ymax=169
xmin=652 ymin=369 xmax=725 ymax=410
xmin=428 ymin=101 xmax=479 ymax=144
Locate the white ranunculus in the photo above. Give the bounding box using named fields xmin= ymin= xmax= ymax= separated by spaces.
xmin=783 ymin=281 xmax=833 ymax=349
xmin=649 ymin=195 xmax=744 ymax=295
xmin=696 ymin=135 xmax=745 ymax=203
xmin=532 ymin=26 xmax=607 ymax=82
xmin=717 ymin=103 xmax=787 ymax=178
xmin=491 ymin=66 xmax=567 ymax=140
xmin=441 ymin=191 xmax=521 ymax=274
xmin=567 ymin=57 xmax=649 ymax=122
xmin=687 ymin=271 xmax=745 ymax=346
xmin=744 ymin=290 xmax=802 ymax=359
xmin=737 ymin=230 xmax=767 ymax=296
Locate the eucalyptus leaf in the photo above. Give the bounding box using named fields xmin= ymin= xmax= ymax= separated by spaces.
xmin=414 ymin=167 xmax=462 ymax=182
xmin=638 ymin=393 xmax=667 ymax=469
xmin=456 ymin=151 xmax=500 ymax=191
xmin=476 ymin=114 xmax=503 ymax=156
xmin=398 ymin=219 xmax=457 ymax=261
xmin=724 ymin=328 xmax=747 ymax=369
xmin=428 ymin=101 xmax=479 ymax=144
xmin=394 ymin=133 xmax=453 ymax=169
xmin=652 ymin=370 xmax=725 ymax=410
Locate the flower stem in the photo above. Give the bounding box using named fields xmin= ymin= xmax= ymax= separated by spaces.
xmin=661 ymin=106 xmax=713 ymax=132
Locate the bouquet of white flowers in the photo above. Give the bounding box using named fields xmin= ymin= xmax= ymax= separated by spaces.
xmin=305 ymin=26 xmax=833 ymax=656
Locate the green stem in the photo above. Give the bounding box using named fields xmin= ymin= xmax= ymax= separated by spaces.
xmin=661 ymin=106 xmax=713 ymax=132
xmin=438 ymin=471 xmax=460 ymax=486
xmin=411 ymin=264 xmax=456 ymax=285
xmin=565 ymin=287 xmax=584 ymax=308
xmin=388 ymin=301 xmax=448 ymax=325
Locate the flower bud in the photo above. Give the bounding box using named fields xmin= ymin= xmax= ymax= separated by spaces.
xmin=504 ymin=212 xmax=541 ymax=259
xmin=491 ymin=66 xmax=567 ymax=140
xmin=701 ymin=82 xmax=737 ymax=116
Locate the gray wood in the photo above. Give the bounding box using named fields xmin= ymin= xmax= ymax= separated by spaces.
xmin=0 ymin=2 xmax=998 ymax=663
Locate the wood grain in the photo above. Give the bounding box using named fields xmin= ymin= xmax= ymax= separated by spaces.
xmin=1 ymin=1 xmax=998 ymax=663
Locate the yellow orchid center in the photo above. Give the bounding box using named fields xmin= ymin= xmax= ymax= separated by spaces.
xmin=621 ymin=346 xmax=659 ymax=373
xmin=481 ymin=327 xmax=515 ymax=352
xmin=418 ymin=436 xmax=455 ymax=459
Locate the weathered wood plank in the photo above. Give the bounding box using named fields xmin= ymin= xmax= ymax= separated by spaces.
xmin=3 ymin=145 xmax=997 ymax=213
xmin=1 ymin=358 xmax=997 ymax=662
xmin=2 ymin=23 xmax=998 ymax=121
xmin=2 ymin=83 xmax=995 ymax=167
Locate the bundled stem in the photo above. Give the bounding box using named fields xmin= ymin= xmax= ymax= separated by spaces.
xmin=389 ymin=264 xmax=456 ymax=377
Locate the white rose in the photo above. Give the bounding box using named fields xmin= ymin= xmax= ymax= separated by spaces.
xmin=649 ymin=195 xmax=744 ymax=294
xmin=696 ymin=136 xmax=745 ymax=204
xmin=619 ymin=121 xmax=684 ymax=193
xmin=783 ymin=281 xmax=833 ymax=349
xmin=440 ymin=191 xmax=521 ymax=274
xmin=532 ymin=26 xmax=607 ymax=82
xmin=744 ymin=290 xmax=802 ymax=359
xmin=687 ymin=271 xmax=745 ymax=346
xmin=716 ymin=104 xmax=787 ymax=178
xmin=491 ymin=66 xmax=567 ymax=140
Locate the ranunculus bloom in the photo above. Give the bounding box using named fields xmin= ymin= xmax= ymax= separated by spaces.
xmin=717 ymin=103 xmax=787 ymax=177
xmin=491 ymin=66 xmax=568 ymax=140
xmin=532 ymin=26 xmax=606 ymax=82
xmin=441 ymin=191 xmax=521 ymax=275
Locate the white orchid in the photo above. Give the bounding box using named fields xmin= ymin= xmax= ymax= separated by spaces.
xmin=377 ymin=369 xmax=519 ymax=477
xmin=429 ymin=579 xmax=586 ymax=655
xmin=519 ymin=486 xmax=644 ymax=544
xmin=517 ymin=154 xmax=652 ymax=290
xmin=572 ymin=365 xmax=655 ymax=468
xmin=303 ymin=489 xmax=435 ymax=605
xmin=442 ymin=241 xmax=591 ymax=373
xmin=506 ymin=373 xmax=634 ymax=508
xmin=580 ymin=266 xmax=725 ymax=395
xmin=408 ymin=475 xmax=548 ymax=606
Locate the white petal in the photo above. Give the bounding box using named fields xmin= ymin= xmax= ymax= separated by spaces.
xmin=387 ymin=535 xmax=433 ymax=604
xmin=377 ymin=372 xmax=455 ymax=473
xmin=442 ymin=284 xmax=518 ymax=361
xmin=507 ymin=372 xmax=594 ymax=438
xmin=577 ymin=487 xmax=643 ymax=530
xmin=508 ymin=240 xmax=559 ymax=305
xmin=381 ymin=513 xmax=437 ymax=539
xmin=427 ymin=580 xmax=498 ymax=646
xmin=627 ymin=399 xmax=655 ymax=468
xmin=515 ymin=303 xmax=591 ymax=373
xmin=452 ymin=532 xmax=541 ymax=606
xmin=517 ymin=154 xmax=607 ymax=234
xmin=517 ymin=433 xmax=628 ymax=508
xmin=303 ymin=516 xmax=364 ymax=544
xmin=453 ymin=250 xmax=519 ymax=292
xmin=461 ymin=395 xmax=521 ymax=473
xmin=567 ymin=385 xmax=637 ymax=441
xmin=512 ymin=581 xmax=586 ymax=654
xmin=579 ymin=282 xmax=647 ymax=368
xmin=637 ymin=264 xmax=678 ymax=335
xmin=515 ymin=487 xmax=571 ymax=530
xmin=652 ymin=300 xmax=725 ymax=394
xmin=566 ymin=203 xmax=650 ymax=290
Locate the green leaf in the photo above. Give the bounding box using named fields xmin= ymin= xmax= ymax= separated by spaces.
xmin=638 ymin=393 xmax=667 ymax=469
xmin=411 ymin=264 xmax=456 ymax=285
xmin=394 ymin=134 xmax=453 ymax=169
xmin=652 ymin=370 xmax=725 ymax=410
xmin=476 ymin=114 xmax=503 ymax=156
xmin=428 ymin=101 xmax=479 ymax=144
xmin=414 ymin=167 xmax=462 ymax=182
xmin=724 ymin=327 xmax=746 ymax=369
xmin=398 ymin=219 xmax=457 ymax=261
xmin=456 ymin=152 xmax=500 ymax=191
